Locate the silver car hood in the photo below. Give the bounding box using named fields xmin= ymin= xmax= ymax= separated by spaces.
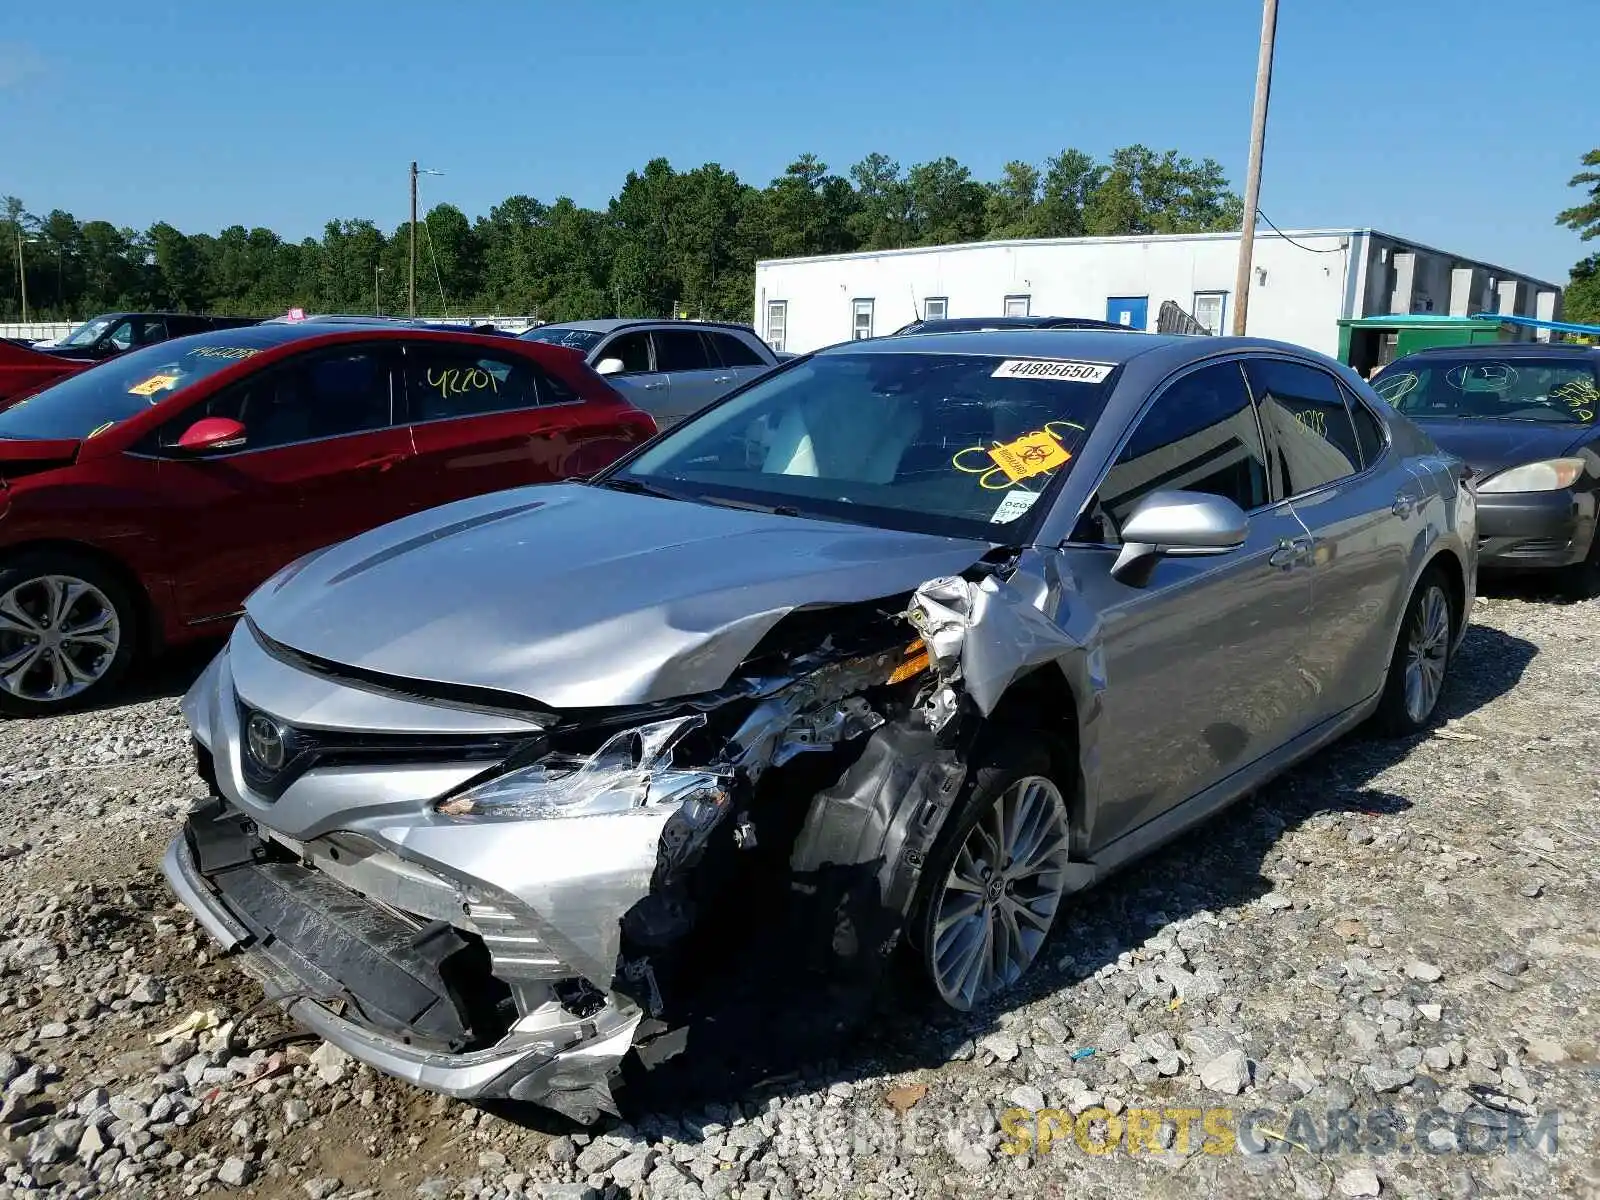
xmin=245 ymin=483 xmax=990 ymax=710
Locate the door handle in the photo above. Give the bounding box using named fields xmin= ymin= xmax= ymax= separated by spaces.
xmin=712 ymin=374 xmax=734 ymax=384
xmin=1268 ymin=537 xmax=1314 ymax=569
xmin=1392 ymin=493 xmax=1416 ymax=518
xmin=641 ymin=380 xmax=667 ymax=391
xmin=357 ymin=452 xmax=404 ymax=472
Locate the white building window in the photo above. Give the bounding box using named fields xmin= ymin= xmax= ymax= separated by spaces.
xmin=1192 ymin=291 xmax=1228 ymax=335
xmin=852 ymin=298 xmax=874 ymax=340
xmin=765 ymin=300 xmax=787 ymax=352
xmin=1004 ymin=294 xmax=1030 ymax=317
xmin=924 ymin=297 xmax=948 ymax=321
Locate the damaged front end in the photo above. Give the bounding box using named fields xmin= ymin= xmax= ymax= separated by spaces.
xmin=165 ymin=551 xmax=1084 ymax=1122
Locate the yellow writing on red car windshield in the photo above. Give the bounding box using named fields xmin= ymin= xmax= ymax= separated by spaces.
xmin=187 ymin=346 xmax=260 ymax=360
xmin=86 ymin=420 xmax=115 ymax=439
xmin=426 ymin=366 xmax=499 ymax=399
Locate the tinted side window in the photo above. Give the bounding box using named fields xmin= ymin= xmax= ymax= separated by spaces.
xmin=599 ymin=332 xmax=651 ymax=374
xmin=1344 ymin=385 xmax=1387 ymax=467
xmin=652 ymin=330 xmax=713 ymax=372
xmin=133 ymin=318 xmax=168 ymax=345
xmin=1094 ymin=360 xmax=1270 ymax=534
xmin=1247 ymin=359 xmax=1361 ymax=495
xmin=404 ymin=345 xmax=555 ymax=422
xmin=169 ymin=348 xmax=394 ymax=450
xmin=707 ymin=331 xmax=765 ymax=368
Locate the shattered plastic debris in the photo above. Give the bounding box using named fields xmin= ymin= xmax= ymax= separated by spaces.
xmin=905 ymin=566 xmax=1079 ymax=726
xmin=1070 ymin=1047 xmax=1097 ymax=1061
xmin=439 ymin=715 xmax=730 ymax=819
xmin=151 ymin=1010 xmax=220 ymax=1045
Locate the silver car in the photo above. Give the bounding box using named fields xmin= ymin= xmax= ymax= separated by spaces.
xmin=165 ymin=331 xmax=1475 ymax=1122
xmin=519 ymin=320 xmax=779 ymax=429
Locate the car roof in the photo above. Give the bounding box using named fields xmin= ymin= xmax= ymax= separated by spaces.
xmin=1394 ymin=342 xmax=1600 ymax=358
xmin=903 ymin=315 xmax=1131 ymax=333
xmin=821 ymin=328 xmax=1196 ymax=364
xmin=531 ymin=318 xmax=757 ymax=335
xmin=135 ymin=322 xmax=526 ymax=354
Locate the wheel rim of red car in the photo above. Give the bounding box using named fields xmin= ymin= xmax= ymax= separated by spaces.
xmin=0 ymin=575 xmax=122 ymax=703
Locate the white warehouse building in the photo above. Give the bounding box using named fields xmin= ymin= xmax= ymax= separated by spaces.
xmin=752 ymin=228 xmax=1562 ymax=360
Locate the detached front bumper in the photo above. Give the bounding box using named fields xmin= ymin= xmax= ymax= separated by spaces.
xmin=162 ymin=819 xmax=640 ymax=1121
xmin=1475 ymin=488 xmax=1596 ymax=570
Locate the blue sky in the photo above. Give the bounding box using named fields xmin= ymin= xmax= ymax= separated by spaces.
xmin=1 ymin=0 xmax=1593 ymax=282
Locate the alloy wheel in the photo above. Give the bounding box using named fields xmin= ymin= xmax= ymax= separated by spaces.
xmin=930 ymin=774 xmax=1071 ymax=1010
xmin=1403 ymin=584 xmax=1450 ymax=725
xmin=0 ymin=575 xmax=122 ymax=705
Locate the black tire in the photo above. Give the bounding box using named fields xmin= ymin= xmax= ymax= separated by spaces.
xmin=0 ymin=550 xmax=140 ymax=718
xmin=1371 ymin=566 xmax=1457 ymax=738
xmin=907 ymin=736 xmax=1071 ymax=1012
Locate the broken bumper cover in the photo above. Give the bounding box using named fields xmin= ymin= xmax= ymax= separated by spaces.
xmin=161 ymin=829 xmax=640 ymax=1115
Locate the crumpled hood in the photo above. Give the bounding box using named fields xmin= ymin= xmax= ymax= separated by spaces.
xmin=245 ymin=483 xmax=991 ymax=709
xmin=1413 ymin=418 xmax=1588 ymax=475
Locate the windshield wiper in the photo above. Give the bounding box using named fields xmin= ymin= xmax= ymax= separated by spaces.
xmin=690 ymin=494 xmax=803 ymax=518
xmin=589 ymin=477 xmax=688 ymax=502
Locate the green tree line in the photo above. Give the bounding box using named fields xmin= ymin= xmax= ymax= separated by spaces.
xmin=0 ymin=146 xmax=1242 ymax=324
xmin=1558 ymin=148 xmax=1600 ymax=326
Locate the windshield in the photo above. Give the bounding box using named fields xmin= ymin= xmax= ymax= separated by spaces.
xmin=1374 ymin=356 xmax=1598 ymax=424
xmin=605 ymin=351 xmax=1117 ymax=539
xmin=519 ymin=326 xmax=604 ymax=353
xmin=0 ymin=336 xmax=264 ymax=441
xmin=58 ymin=316 xmax=117 ymax=348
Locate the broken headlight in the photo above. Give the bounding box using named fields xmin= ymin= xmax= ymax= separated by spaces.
xmin=435 ymin=715 xmax=731 ymax=821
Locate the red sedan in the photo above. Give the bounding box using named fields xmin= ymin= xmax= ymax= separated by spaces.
xmin=0 ymin=323 xmax=657 ymax=715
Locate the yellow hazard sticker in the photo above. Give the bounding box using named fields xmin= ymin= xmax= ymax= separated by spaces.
xmin=128 ymin=374 xmax=179 ymax=397
xmin=952 ymin=421 xmax=1084 ymax=490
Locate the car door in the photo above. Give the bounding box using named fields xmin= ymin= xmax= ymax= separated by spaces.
xmin=395 ymin=339 xmax=634 ymax=513
xmin=590 ymin=330 xmax=670 ymax=424
xmin=1245 ymin=357 xmax=1420 ymax=719
xmin=1070 ymin=358 xmax=1319 ymax=850
xmin=705 ymin=329 xmax=776 ymax=390
xmin=649 ymin=328 xmax=724 ymax=428
xmin=148 ymin=342 xmax=413 ymax=623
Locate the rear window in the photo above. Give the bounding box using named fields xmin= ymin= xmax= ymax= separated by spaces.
xmin=1374 ymin=356 xmax=1598 ymax=424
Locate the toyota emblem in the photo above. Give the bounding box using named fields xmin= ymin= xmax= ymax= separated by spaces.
xmin=246 ymin=713 xmax=287 ymax=773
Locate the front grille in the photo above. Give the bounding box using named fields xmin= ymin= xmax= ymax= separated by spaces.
xmin=236 ymin=699 xmax=538 ymax=800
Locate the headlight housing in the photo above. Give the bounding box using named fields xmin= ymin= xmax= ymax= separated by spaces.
xmin=1475 ymin=458 xmax=1586 ymax=494
xmin=436 ymin=714 xmax=730 ymax=820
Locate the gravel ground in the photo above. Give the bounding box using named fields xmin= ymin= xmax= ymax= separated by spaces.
xmin=1 ymin=584 xmax=1597 ymax=1200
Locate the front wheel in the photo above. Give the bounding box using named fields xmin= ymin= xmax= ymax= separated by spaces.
xmin=910 ymin=742 xmax=1074 ymax=1011
xmin=0 ymin=553 xmax=139 ymax=718
xmin=1372 ymin=567 xmax=1456 ymax=737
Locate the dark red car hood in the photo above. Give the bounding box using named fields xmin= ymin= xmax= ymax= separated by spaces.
xmin=0 ymin=340 xmax=89 ymax=407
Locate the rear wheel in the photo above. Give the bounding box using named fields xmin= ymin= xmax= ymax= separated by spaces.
xmin=1372 ymin=567 xmax=1456 ymax=737
xmin=910 ymin=741 xmax=1073 ymax=1011
xmin=0 ymin=552 xmax=139 ymax=718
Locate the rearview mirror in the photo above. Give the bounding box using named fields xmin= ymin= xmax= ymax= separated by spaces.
xmin=1110 ymin=490 xmax=1248 ymax=587
xmin=595 ymin=357 xmax=624 ymax=376
xmin=174 ymin=416 xmax=248 ymax=454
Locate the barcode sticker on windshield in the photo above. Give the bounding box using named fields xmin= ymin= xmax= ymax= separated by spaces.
xmin=991 ymin=359 xmax=1113 ymax=383
xmin=991 ymin=489 xmax=1041 ymax=524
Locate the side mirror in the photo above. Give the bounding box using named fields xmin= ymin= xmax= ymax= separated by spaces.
xmin=595 ymin=357 xmax=625 ymax=376
xmin=1110 ymin=490 xmax=1248 ymax=587
xmin=174 ymin=416 xmax=248 ymax=454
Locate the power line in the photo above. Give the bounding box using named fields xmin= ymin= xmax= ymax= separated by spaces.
xmin=1256 ymin=209 xmax=1344 ymax=254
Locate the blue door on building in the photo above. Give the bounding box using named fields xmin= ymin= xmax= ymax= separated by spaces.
xmin=1106 ymin=296 xmax=1149 ymax=330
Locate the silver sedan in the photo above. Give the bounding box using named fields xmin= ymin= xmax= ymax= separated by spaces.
xmin=164 ymin=330 xmax=1475 ymax=1122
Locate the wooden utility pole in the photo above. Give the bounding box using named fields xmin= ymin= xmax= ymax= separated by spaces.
xmin=408 ymin=161 xmax=418 ymax=318
xmin=1231 ymin=0 xmax=1278 ymax=336
xmin=15 ymin=227 xmax=27 ymax=325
